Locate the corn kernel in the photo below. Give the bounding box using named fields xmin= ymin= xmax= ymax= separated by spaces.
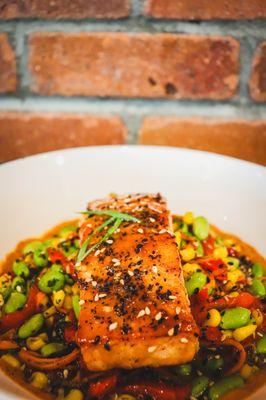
xmin=53 ymin=290 xmax=65 ymax=308
xmin=43 ymin=306 xmax=56 ymax=318
xmin=30 ymin=372 xmax=49 ymax=390
xmin=64 ymin=285 xmax=73 ymax=295
xmin=228 ymin=291 xmax=239 ymax=298
xmin=72 ymin=284 xmax=80 ymax=296
xmin=233 ymin=324 xmax=257 ymax=342
xmin=63 ymin=295 xmax=73 ymax=310
xmin=26 ymin=336 xmax=46 ymax=351
xmin=228 ymin=269 xmax=245 ymax=284
xmin=213 ymin=247 xmax=228 ymax=259
xmin=64 ymin=389 xmax=84 ymax=400
xmin=174 ymin=231 xmax=182 ymax=248
xmin=180 ymin=247 xmax=195 ymax=262
xmin=252 ymin=309 xmax=263 ymax=326
xmin=240 ymin=364 xmax=258 ymax=380
xmin=182 ymin=263 xmax=201 ymax=279
xmin=183 ymin=212 xmax=194 ymax=225
xmin=205 ymin=309 xmax=221 ymax=327
xmin=1 ymin=354 xmax=21 ymax=368
xmin=221 ymin=330 xmax=233 ymax=340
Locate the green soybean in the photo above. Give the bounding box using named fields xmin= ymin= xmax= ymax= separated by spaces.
xmin=220 ymin=307 xmax=250 ymax=330
xmin=191 ymin=376 xmax=209 ymax=398
xmin=208 ymin=376 xmax=244 ymax=400
xmin=13 ymin=260 xmax=30 ymax=278
xmin=59 ymin=225 xmax=77 ymax=238
xmin=4 ymin=292 xmax=26 ymax=314
xmin=206 ymin=357 xmax=224 ymax=371
xmin=193 ymin=216 xmax=209 ymax=240
xmin=249 ymin=279 xmax=265 ymax=297
xmin=72 ymin=295 xmax=81 ymax=319
xmin=41 ymin=343 xmax=66 ymax=357
xmin=23 ymin=241 xmax=43 ymax=255
xmin=251 ymin=263 xmax=264 ymax=278
xmin=177 ymin=363 xmax=192 ymax=377
xmin=196 ymin=242 xmax=204 ymax=257
xmin=18 ymin=313 xmax=44 ymax=339
xmin=38 ymin=268 xmax=65 ymax=294
xmin=11 ymin=276 xmax=26 ymax=292
xmin=256 ymin=334 xmax=266 ymax=354
xmin=185 ymin=272 xmax=207 ymax=296
xmin=33 ymin=249 xmax=49 ymax=268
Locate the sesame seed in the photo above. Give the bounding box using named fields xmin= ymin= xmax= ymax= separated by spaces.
xmin=145 ymin=306 xmax=151 ymax=315
xmin=214 ymin=355 xmax=220 ymax=359
xmin=257 ymin=332 xmax=263 ymax=337
xmin=112 ymin=258 xmax=120 ymax=263
xmin=159 ymin=229 xmax=167 ymax=234
xmin=16 ymin=285 xmax=22 ymax=293
xmin=86 ymin=223 xmax=92 ymax=228
xmin=115 ymin=228 xmax=120 ymax=234
xmin=150 ymin=217 xmax=156 ymax=223
xmin=94 ymin=294 xmax=99 ymax=302
xmin=92 ymin=281 xmax=97 ymax=287
xmin=63 ymin=369 xmax=69 ymax=378
xmin=155 ymin=312 xmax=162 ymax=321
xmin=175 ymin=306 xmax=181 ymax=314
xmin=114 ymin=261 xmax=121 ymax=267
xmin=100 ymin=247 xmax=106 ymax=253
xmin=120 ymin=279 xmax=125 ymax=285
xmin=109 ymin=322 xmax=118 ymax=331
xmin=148 ymin=346 xmax=157 ymax=353
xmin=128 ymin=270 xmax=134 ymax=277
xmin=152 ymin=265 xmax=158 ymax=274
xmin=180 ymin=337 xmax=188 ymax=343
xmin=106 ymin=239 xmax=113 ymax=244
xmin=94 ymin=249 xmax=101 ymax=256
xmin=75 ymin=262 xmax=81 ymax=268
xmin=169 ymin=295 xmax=177 ymax=300
xmin=79 ymin=299 xmax=85 ymax=305
xmin=137 ymin=309 xmax=145 ymax=318
xmin=197 ymin=370 xmax=203 ymax=376
xmin=137 ymin=228 xmax=144 ymax=234
xmin=168 ymin=328 xmax=174 ymax=336
xmin=103 ymin=306 xmax=112 ymax=313
xmin=98 ymin=293 xmax=107 ymax=298
xmin=223 ymin=280 xmax=228 ymax=284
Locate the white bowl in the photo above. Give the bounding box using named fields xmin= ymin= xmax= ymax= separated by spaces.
xmin=0 ymin=145 xmax=265 ymax=399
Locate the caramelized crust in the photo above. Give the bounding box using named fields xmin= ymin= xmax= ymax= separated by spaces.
xmin=77 ymin=194 xmax=198 ymax=370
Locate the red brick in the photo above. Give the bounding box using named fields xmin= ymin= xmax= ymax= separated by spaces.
xmin=29 ymin=33 xmax=239 ymax=100
xmin=0 ymin=0 xmax=129 ymax=19
xmin=250 ymin=42 xmax=266 ymax=102
xmin=0 ymin=33 xmax=16 ymax=93
xmin=146 ymin=0 xmax=266 ymax=20
xmin=139 ymin=117 xmax=266 ymax=165
xmin=0 ymin=113 xmax=127 ymax=163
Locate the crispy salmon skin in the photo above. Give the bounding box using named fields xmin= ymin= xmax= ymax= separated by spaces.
xmin=77 ymin=194 xmax=198 ymax=371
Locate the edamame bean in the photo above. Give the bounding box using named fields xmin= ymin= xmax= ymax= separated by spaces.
xmin=249 ymin=279 xmax=265 ymax=297
xmin=251 ymin=263 xmax=264 ymax=278
xmin=193 ymin=216 xmax=209 ymax=240
xmin=11 ymin=276 xmax=26 ymax=292
xmin=220 ymin=307 xmax=250 ymax=330
xmin=38 ymin=268 xmax=65 ymax=294
xmin=4 ymin=292 xmax=26 ymax=314
xmin=18 ymin=313 xmax=44 ymax=339
xmin=41 ymin=343 xmax=66 ymax=357
xmin=13 ymin=260 xmax=29 ymax=278
xmin=208 ymin=376 xmax=244 ymax=400
xmin=196 ymin=242 xmax=204 ymax=257
xmin=23 ymin=241 xmax=43 ymax=255
xmin=191 ymin=376 xmax=209 ymax=398
xmin=0 ymin=274 xmax=12 ymax=299
xmin=72 ymin=295 xmax=80 ymax=319
xmin=33 ymin=248 xmax=49 ymax=268
xmin=177 ymin=363 xmax=192 ymax=377
xmin=185 ymin=272 xmax=207 ymax=296
xmin=59 ymin=225 xmax=77 ymax=238
xmin=256 ymin=334 xmax=266 ymax=354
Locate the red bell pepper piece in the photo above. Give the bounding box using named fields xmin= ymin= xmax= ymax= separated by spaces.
xmin=64 ymin=324 xmax=76 ymax=343
xmin=208 ymin=292 xmax=255 ymax=310
xmin=204 ymin=326 xmax=222 ymax=342
xmin=0 ymin=285 xmax=40 ymax=333
xmin=47 ymin=248 xmax=75 ymax=276
xmin=197 ymin=288 xmax=209 ymax=302
xmin=88 ymin=373 xmax=118 ymax=398
xmin=199 ymin=258 xmax=227 ymax=282
xmin=202 ymin=236 xmax=215 ymax=256
xmin=120 ymin=382 xmax=190 ymax=400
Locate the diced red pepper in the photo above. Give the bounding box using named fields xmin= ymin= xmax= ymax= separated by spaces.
xmin=88 ymin=373 xmax=118 ymax=398
xmin=208 ymin=292 xmax=255 ymax=310
xmin=0 ymin=285 xmax=40 ymax=333
xmin=64 ymin=324 xmax=76 ymax=343
xmin=47 ymin=248 xmax=75 ymax=276
xmin=202 ymin=236 xmax=215 ymax=256
xmin=204 ymin=326 xmax=222 ymax=342
xmin=120 ymin=382 xmax=190 ymax=400
xmin=199 ymin=258 xmax=227 ymax=282
xmin=197 ymin=288 xmax=209 ymax=302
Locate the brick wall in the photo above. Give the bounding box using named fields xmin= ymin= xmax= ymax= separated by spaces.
xmin=0 ymin=0 xmax=265 ymax=164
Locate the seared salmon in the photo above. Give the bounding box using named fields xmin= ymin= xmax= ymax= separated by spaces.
xmin=77 ymin=194 xmax=198 ymax=371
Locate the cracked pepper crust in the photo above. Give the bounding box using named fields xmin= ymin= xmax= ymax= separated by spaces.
xmin=77 ymin=194 xmax=199 ymax=371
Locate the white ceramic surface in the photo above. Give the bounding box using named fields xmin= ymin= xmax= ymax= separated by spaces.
xmin=0 ymin=145 xmax=265 ymax=400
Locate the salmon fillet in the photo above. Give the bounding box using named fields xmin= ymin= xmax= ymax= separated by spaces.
xmin=77 ymin=193 xmax=198 ymax=371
